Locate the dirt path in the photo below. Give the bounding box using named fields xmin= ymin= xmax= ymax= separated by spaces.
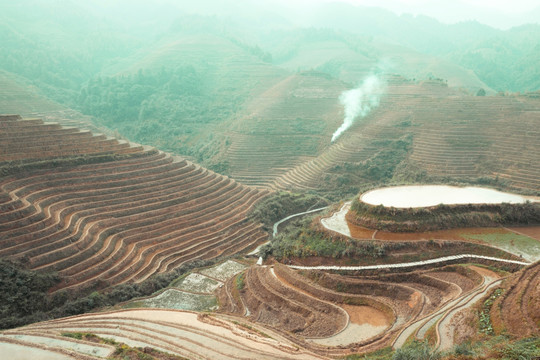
xmin=289 ymin=254 xmax=529 ymax=272
xmin=274 ymin=206 xmax=329 ymax=238
xmin=392 ymin=266 xmax=503 ymax=350
xmin=248 ymin=206 xmax=328 ymax=256
xmin=437 ymin=277 xmax=502 ymax=351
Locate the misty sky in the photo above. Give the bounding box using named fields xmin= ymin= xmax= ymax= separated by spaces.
xmin=281 ymin=0 xmax=540 ymax=29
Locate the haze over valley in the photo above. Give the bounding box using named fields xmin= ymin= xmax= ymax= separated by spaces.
xmin=0 ymin=1 xmax=539 ymax=359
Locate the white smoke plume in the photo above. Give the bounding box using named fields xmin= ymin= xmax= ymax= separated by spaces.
xmin=331 ymin=75 xmax=384 ymax=143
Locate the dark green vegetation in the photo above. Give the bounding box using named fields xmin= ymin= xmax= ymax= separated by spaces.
xmin=78 ymin=68 xmax=203 ymax=149
xmin=262 ymin=216 xmax=522 ymax=266
xmin=479 ymin=288 xmax=504 ymax=335
xmin=349 ymin=199 xmax=540 ymax=232
xmin=0 ymin=149 xmax=154 ymax=177
xmin=0 ymin=257 xmax=217 ymax=329
xmin=320 ymin=135 xmax=417 ymax=199
xmin=0 ymin=259 xmax=60 ymax=328
xmin=345 ymin=337 xmax=540 ymax=360
xmin=248 ymin=191 xmax=330 ymax=230
xmin=235 ymin=273 xmax=245 ymax=291
xmin=61 ymin=332 xmax=188 ymax=360
xmin=265 ymin=216 xmax=385 ymax=260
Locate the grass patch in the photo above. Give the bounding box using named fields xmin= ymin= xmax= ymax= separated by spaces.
xmin=168 ymin=273 xmax=190 ymax=288
xmin=235 ymin=273 xmax=245 ymax=291
xmin=350 ymin=199 xmax=540 ymax=233
xmin=249 ymin=191 xmax=330 ymax=231
xmin=467 ymin=335 xmax=540 ymax=360
xmin=267 ymin=217 xmax=387 ymax=261
xmin=479 ymin=288 xmax=504 ymax=335
xmin=392 ymin=340 xmax=441 ymax=360
xmin=461 ymin=231 xmax=540 ymax=262
xmin=344 ymin=346 xmax=394 ymax=359
xmin=61 ymin=332 xmax=98 ymax=341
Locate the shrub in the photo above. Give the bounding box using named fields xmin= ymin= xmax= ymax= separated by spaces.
xmin=235 ymin=273 xmax=245 ymax=290
xmin=0 ymin=257 xmax=219 ymax=330
xmin=349 ymin=198 xmax=540 ymax=232
xmin=249 ymin=191 xmax=329 ymax=230
xmin=392 ymin=341 xmax=441 ymax=360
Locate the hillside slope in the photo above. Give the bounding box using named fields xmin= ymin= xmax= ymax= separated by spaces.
xmin=271 ymin=76 xmax=540 ymax=194
xmin=0 ymin=115 xmax=269 ymax=291
xmin=489 ymin=261 xmax=540 ymax=338
xmin=0 ymin=71 xmax=114 ymax=136
xmin=219 ymin=71 xmax=346 ymax=187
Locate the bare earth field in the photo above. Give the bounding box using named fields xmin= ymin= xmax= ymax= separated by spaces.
xmin=1 ymin=309 xmax=326 ymax=360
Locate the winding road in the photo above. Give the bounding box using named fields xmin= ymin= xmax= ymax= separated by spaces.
xmin=261 ymin=202 xmax=533 ymax=350
xmin=249 ymin=206 xmax=328 ymax=256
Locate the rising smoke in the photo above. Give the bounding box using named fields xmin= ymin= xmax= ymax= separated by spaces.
xmin=331 ymin=75 xmax=384 ymax=143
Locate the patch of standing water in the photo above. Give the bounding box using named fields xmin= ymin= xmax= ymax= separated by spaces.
xmin=361 ymin=185 xmax=533 ymax=208
xmin=174 ymin=273 xmax=222 ymax=293
xmin=0 ymin=342 xmax=75 ymax=360
xmin=198 ymin=260 xmax=247 ymax=282
xmin=134 ymin=289 xmax=218 ymax=311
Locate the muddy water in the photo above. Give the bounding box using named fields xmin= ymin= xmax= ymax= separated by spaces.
xmin=341 ymin=305 xmax=390 ymax=327
xmin=310 ymin=305 xmax=390 ymax=346
xmin=0 ymin=342 xmax=75 ymax=360
xmin=311 ymin=322 xmax=388 ymax=346
xmin=361 ymin=185 xmax=532 ymax=208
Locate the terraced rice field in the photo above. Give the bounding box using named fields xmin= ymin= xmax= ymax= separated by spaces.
xmin=198 ymin=259 xmax=248 ymax=282
xmin=268 ymin=77 xmax=540 ymax=192
xmin=461 ymin=230 xmax=540 ymax=262
xmin=223 ymin=72 xmax=346 ymax=188
xmin=489 ymin=261 xmax=540 ymax=338
xmin=217 ymin=262 xmax=502 ymax=356
xmin=123 ymin=260 xmax=248 ymax=312
xmin=0 ymin=310 xmax=325 ymax=360
xmin=0 ymin=116 xmax=269 ymax=291
xmin=126 ymin=289 xmax=218 ymax=311
xmin=0 ymin=333 xmax=114 ymax=359
xmin=173 ymin=273 xmax=222 ymax=293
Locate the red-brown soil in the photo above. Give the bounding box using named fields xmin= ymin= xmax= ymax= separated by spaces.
xmin=348 ymin=222 xmax=376 ymax=239
xmin=490 ymin=261 xmax=540 ymax=338
xmin=0 ymin=116 xmax=270 ymax=291
xmin=217 ymin=263 xmax=498 ymax=356
xmin=1 ymin=309 xmax=325 ymax=360
xmin=341 ymin=305 xmax=390 ymax=327
xmin=507 ymin=226 xmax=540 ymax=240
xmin=219 ymin=265 xmax=348 ymax=338
xmin=374 ymin=227 xmax=536 ymax=242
